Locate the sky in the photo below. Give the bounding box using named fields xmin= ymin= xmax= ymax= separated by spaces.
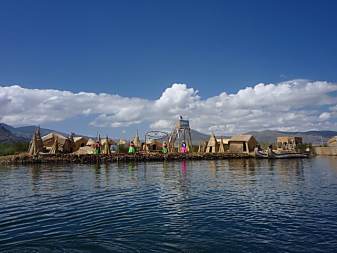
xmin=1 ymin=0 xmax=337 ymax=138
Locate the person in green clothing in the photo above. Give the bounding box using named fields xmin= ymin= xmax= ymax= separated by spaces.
xmin=128 ymin=141 xmax=136 ymax=154
xmin=95 ymin=141 xmax=101 ymax=155
xmin=162 ymin=142 xmax=168 ymax=154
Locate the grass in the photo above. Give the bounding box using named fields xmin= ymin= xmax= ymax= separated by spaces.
xmin=0 ymin=142 xmax=29 ymax=156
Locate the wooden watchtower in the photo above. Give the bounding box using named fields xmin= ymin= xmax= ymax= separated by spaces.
xmin=168 ymin=117 xmax=193 ymax=152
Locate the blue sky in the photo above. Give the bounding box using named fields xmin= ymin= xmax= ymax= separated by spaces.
xmin=1 ymin=0 xmax=337 ymax=137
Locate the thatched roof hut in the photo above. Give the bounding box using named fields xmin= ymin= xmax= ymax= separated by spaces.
xmin=49 ymin=136 xmax=59 ymax=154
xmin=28 ymin=127 xmax=44 ymax=156
xmin=74 ymin=146 xmax=95 ymax=155
xmin=102 ymin=136 xmax=112 ymax=155
xmin=218 ymin=138 xmax=225 ymax=153
xmin=206 ymin=133 xmax=218 ymax=153
xmin=101 ymin=138 xmax=115 ymax=146
xmin=197 ymin=141 xmax=206 ymax=153
xmin=133 ymin=131 xmax=141 ymax=148
xmin=327 ymin=136 xmax=337 ymax=147
xmin=228 ymin=135 xmax=257 ymax=154
xmin=42 ymin=132 xmax=73 ymax=153
xmin=29 ymin=132 xmax=43 ymax=156
xmin=276 ymin=136 xmax=302 ymax=151
xmin=73 ymin=136 xmax=88 ymax=151
xmin=86 ymin=138 xmax=96 ymax=146
xmin=217 ymin=138 xmax=230 ymax=153
xmin=118 ymin=139 xmax=127 ymax=145
xmin=144 ymin=139 xmax=163 ymax=152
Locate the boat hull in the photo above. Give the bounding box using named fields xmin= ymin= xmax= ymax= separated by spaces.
xmin=254 ymin=150 xmax=308 ymax=159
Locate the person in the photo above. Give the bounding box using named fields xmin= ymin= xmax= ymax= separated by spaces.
xmin=128 ymin=141 xmax=136 ymax=154
xmin=162 ymin=142 xmax=168 ymax=154
xmin=95 ymin=141 xmax=101 ymax=155
xmin=180 ymin=142 xmax=187 ymax=153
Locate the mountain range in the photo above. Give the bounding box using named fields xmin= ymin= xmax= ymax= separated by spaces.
xmin=0 ymin=123 xmax=66 ymax=144
xmin=187 ymin=129 xmax=337 ymax=145
xmin=0 ymin=123 xmax=336 ymax=145
xmin=245 ymin=130 xmax=337 ymax=145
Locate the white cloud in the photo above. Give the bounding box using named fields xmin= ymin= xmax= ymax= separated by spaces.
xmin=1 ymin=79 xmax=337 ymax=134
xmin=150 ymin=120 xmax=172 ymax=130
xmin=319 ymin=112 xmax=331 ymax=121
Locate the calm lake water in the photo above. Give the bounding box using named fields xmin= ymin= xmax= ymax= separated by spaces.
xmin=1 ymin=157 xmax=337 ymax=252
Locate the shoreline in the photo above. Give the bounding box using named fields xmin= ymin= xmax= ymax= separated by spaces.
xmin=0 ymin=152 xmax=254 ymax=165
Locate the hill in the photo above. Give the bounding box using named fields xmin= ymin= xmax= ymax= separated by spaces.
xmin=1 ymin=122 xmax=336 ymax=145
xmin=0 ymin=123 xmax=68 ymax=143
xmin=190 ymin=129 xmax=210 ymax=145
xmin=245 ymin=130 xmax=337 ymax=145
xmin=0 ymin=125 xmax=27 ymax=143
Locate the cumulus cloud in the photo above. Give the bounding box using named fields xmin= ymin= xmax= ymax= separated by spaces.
xmin=1 ymin=79 xmax=337 ymax=134
xmin=319 ymin=112 xmax=331 ymax=121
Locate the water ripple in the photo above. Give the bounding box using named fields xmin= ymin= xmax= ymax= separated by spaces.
xmin=1 ymin=158 xmax=337 ymax=252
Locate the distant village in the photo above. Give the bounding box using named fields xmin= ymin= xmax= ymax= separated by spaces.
xmin=27 ymin=117 xmax=337 ymax=158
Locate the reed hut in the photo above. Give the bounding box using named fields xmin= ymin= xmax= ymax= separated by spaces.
xmin=276 ymin=136 xmax=302 ymax=151
xmin=73 ymin=137 xmax=97 ymax=154
xmin=86 ymin=138 xmax=96 ymax=147
xmin=102 ymin=136 xmax=112 ymax=155
xmin=228 ymin=135 xmax=257 ymax=154
xmin=34 ymin=127 xmax=44 ymax=151
xmin=73 ymin=136 xmax=88 ymax=151
xmin=133 ymin=131 xmax=141 ymax=149
xmin=28 ymin=133 xmax=42 ymax=156
xmin=28 ymin=127 xmax=44 ymax=156
xmin=118 ymin=139 xmax=127 ymax=145
xmin=49 ymin=136 xmax=59 ymax=154
xmin=144 ymin=139 xmax=163 ymax=152
xmin=218 ymin=138 xmax=230 ymax=153
xmin=218 ymin=138 xmax=225 ymax=153
xmin=69 ymin=134 xmax=76 ymax=151
xmin=198 ymin=141 xmax=207 ymax=153
xmin=29 ymin=134 xmax=38 ymax=156
xmin=327 ymin=136 xmax=337 ymax=147
xmin=206 ymin=133 xmax=219 ymax=153
xmin=42 ymin=133 xmax=73 ymax=153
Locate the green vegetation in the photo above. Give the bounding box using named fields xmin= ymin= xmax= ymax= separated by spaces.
xmin=296 ymin=143 xmax=312 ymax=153
xmin=117 ymin=144 xmax=129 ymax=153
xmin=0 ymin=142 xmax=29 ymax=156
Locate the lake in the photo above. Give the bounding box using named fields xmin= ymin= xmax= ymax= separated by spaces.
xmin=1 ymin=157 xmax=337 ymax=252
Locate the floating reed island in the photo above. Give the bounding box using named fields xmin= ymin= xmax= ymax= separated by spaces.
xmin=1 ymin=117 xmax=311 ymax=165
xmin=0 ymin=152 xmax=252 ymax=165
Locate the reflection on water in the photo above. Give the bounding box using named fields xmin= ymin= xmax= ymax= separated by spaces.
xmin=1 ymin=158 xmax=337 ymax=252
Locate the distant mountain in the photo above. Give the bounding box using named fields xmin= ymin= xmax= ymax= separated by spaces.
xmin=0 ymin=125 xmax=26 ymax=143
xmin=0 ymin=123 xmax=68 ymax=143
xmin=1 ymin=122 xmax=336 ymax=145
xmin=245 ymin=130 xmax=337 ymax=145
xmin=154 ymin=129 xmax=209 ymax=145
xmin=190 ymin=129 xmax=210 ymax=144
xmin=187 ymin=129 xmax=337 ymax=145
xmin=11 ymin=125 xmax=65 ymax=139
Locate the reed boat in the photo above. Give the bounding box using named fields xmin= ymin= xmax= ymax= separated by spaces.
xmin=254 ymin=149 xmax=309 ymax=159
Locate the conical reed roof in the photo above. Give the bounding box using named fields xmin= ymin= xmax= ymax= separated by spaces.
xmin=50 ymin=136 xmax=59 ymax=154
xmin=133 ymin=130 xmax=141 ymax=148
xmin=102 ymin=136 xmax=111 ymax=155
xmin=207 ymin=132 xmax=218 ymax=146
xmin=218 ymin=138 xmax=225 ymax=153
xmin=29 ymin=130 xmax=43 ymax=156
